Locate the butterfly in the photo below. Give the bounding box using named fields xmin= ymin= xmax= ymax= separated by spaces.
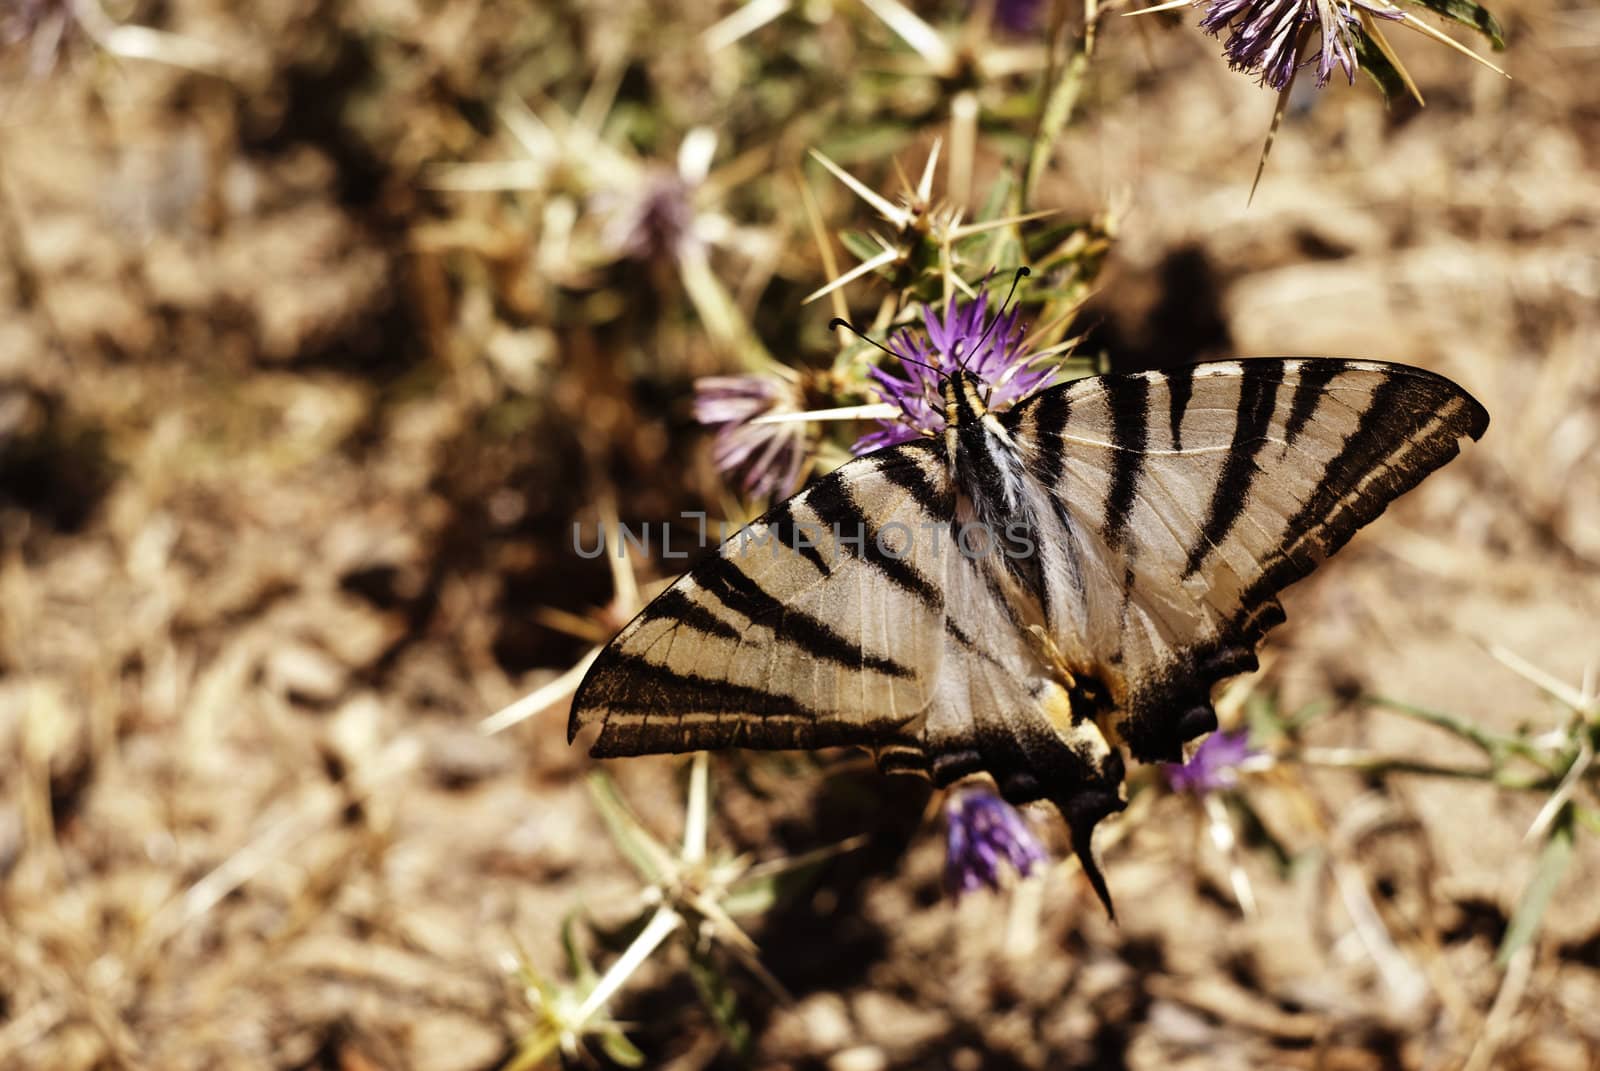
xmin=569 ymin=354 xmax=1488 ymax=915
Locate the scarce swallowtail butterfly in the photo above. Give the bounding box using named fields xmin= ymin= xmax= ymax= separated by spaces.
xmin=569 ymin=342 xmax=1487 ymax=916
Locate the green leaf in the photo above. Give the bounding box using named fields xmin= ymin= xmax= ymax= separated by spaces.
xmin=687 ymin=945 xmax=753 ymax=1059
xmin=1247 ymin=693 xmax=1334 ymax=741
xmin=1353 ymin=27 xmax=1413 ymax=104
xmin=599 ymin=1027 xmax=647 ymax=1068
xmin=977 ymin=170 xmax=1014 ymax=225
xmin=1020 ymin=219 xmax=1086 ymax=261
xmin=1402 ymin=0 xmax=1506 ymax=49
xmin=1023 ymin=219 xmax=1113 ymax=293
xmin=979 ymin=234 xmax=1027 ymax=280
xmin=1041 ymin=354 xmax=1098 ymax=385
xmin=587 ymin=772 xmax=673 ymax=885
xmin=1496 ymin=806 xmax=1576 ymax=966
xmin=503 ymin=1032 xmax=561 ymax=1071
xmin=967 ymin=172 xmax=1027 ymax=270
xmin=839 ymin=230 xmax=883 ymax=265
xmin=811 ymin=124 xmax=918 ymax=167
xmin=562 ymin=913 xmax=598 ymax=988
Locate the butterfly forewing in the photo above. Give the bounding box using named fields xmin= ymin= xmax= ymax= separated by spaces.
xmin=1003 ymin=358 xmax=1489 ymax=764
xmin=572 ymin=440 xmax=957 ymax=757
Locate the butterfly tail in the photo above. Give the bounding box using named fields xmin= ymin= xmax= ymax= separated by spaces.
xmin=1059 ymin=790 xmax=1125 ymax=922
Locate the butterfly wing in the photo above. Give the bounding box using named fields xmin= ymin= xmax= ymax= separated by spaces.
xmin=572 ymin=435 xmax=1134 ymax=909
xmin=570 ymin=357 xmax=1485 ymax=916
xmin=571 ymin=440 xmax=962 ymax=759
xmin=1003 ymin=358 xmax=1489 ymax=764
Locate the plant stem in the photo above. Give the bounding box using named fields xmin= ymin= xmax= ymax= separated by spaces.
xmin=1023 ymin=0 xmax=1099 ymax=209
xmin=575 ymin=906 xmax=683 ymax=1027
xmin=1366 ymin=696 xmax=1561 ymax=771
xmin=1296 ymin=747 xmax=1496 ymax=781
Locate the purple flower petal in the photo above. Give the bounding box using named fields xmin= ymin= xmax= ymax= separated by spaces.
xmin=996 ymin=0 xmax=1046 ymax=34
xmin=695 ymin=373 xmax=810 ymax=499
xmin=944 ymin=789 xmax=1049 ymax=898
xmin=1164 ymin=730 xmax=1257 ymax=795
xmin=601 ymin=169 xmax=698 ymax=261
xmin=1197 ymin=0 xmax=1400 ymax=91
xmin=852 ymin=290 xmax=1056 ymax=455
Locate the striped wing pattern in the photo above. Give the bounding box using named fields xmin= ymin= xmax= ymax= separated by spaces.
xmin=1002 ymin=358 xmax=1490 ymax=764
xmin=569 ymin=356 xmax=1487 ymax=913
xmin=571 ymin=438 xmax=1131 ymax=840
xmin=575 ymin=440 xmax=957 ymax=756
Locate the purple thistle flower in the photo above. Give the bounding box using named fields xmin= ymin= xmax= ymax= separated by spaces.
xmin=852 ymin=290 xmax=1055 ymax=455
xmin=1197 ymin=0 xmax=1401 ymax=91
xmin=601 ymin=170 xmax=698 ymax=262
xmin=944 ymin=789 xmax=1049 ymax=898
xmin=995 ymin=0 xmax=1046 ymax=34
xmin=693 ymin=373 xmax=810 ymax=500
xmin=1164 ymin=730 xmax=1257 ymax=795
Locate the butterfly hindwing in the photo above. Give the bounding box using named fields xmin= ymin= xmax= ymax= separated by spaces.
xmin=1003 ymin=358 xmax=1489 ymax=764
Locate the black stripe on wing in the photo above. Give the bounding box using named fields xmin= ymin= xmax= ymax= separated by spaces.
xmin=1275 ymin=372 xmax=1411 ymax=553
xmin=874 ymin=440 xmax=956 ymax=519
xmin=1103 ymin=374 xmax=1149 ymax=550
xmin=1166 ymin=363 xmax=1195 ymax=452
xmin=648 ymin=589 xmax=742 ymax=642
xmin=1118 ymin=363 xmax=1488 ymax=763
xmin=582 ymin=654 xmax=908 ymax=756
xmin=1028 ymin=386 xmax=1072 ymax=489
xmin=570 ymin=440 xmax=955 ymax=755
xmin=767 ymin=500 xmax=829 ymax=573
xmin=585 ymin=652 xmax=819 ymax=719
xmin=1182 ymin=363 xmax=1278 ymax=578
xmin=698 ymin=556 xmax=916 ymax=679
xmin=1281 ymin=361 xmax=1340 ymax=448
xmin=804 ymin=463 xmax=943 ymax=608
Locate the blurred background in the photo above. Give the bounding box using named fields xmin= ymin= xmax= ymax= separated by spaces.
xmin=1 ymin=0 xmax=1597 ymax=1068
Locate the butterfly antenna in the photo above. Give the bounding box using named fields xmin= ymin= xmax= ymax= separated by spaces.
xmin=829 ymin=318 xmax=942 ymax=376
xmin=960 ymin=266 xmax=1030 ymax=374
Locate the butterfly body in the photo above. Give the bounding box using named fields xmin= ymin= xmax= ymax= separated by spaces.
xmin=570 ymin=358 xmax=1488 ymax=915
